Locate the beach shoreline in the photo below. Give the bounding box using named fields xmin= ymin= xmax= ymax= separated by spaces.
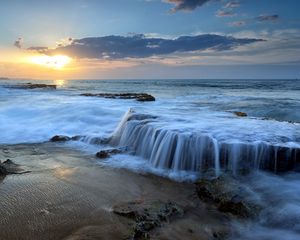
xmin=0 ymin=143 xmax=232 ymax=240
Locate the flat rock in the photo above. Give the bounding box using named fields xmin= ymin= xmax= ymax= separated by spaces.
xmin=13 ymin=83 xmax=57 ymax=89
xmin=80 ymin=93 xmax=155 ymax=102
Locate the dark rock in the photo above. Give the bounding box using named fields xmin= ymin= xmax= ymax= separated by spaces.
xmin=217 ymin=194 xmax=253 ymax=218
xmin=50 ymin=135 xmax=71 ymax=142
xmin=136 ymin=94 xmax=155 ymax=102
xmin=80 ymin=93 xmax=155 ymax=102
xmin=196 ymin=175 xmax=261 ymax=218
xmin=0 ymin=164 xmax=8 ymax=175
xmin=112 ymin=201 xmax=183 ymax=239
xmin=0 ymin=159 xmax=29 ymax=175
xmin=3 ymin=159 xmax=13 ymax=164
xmin=96 ymin=151 xmax=110 ymax=158
xmin=14 ymin=83 xmax=57 ymax=89
xmin=96 ymin=148 xmax=124 ymax=159
xmin=70 ymin=135 xmax=82 ymax=141
xmin=233 ymin=111 xmax=247 ymax=117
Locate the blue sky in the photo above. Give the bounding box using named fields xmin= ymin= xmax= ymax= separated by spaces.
xmin=0 ymin=0 xmax=300 ymax=79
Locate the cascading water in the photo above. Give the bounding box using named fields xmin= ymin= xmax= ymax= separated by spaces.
xmin=108 ymin=110 xmax=300 ymax=175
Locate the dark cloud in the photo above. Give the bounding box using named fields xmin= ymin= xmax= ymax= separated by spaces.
xmin=230 ymin=13 xmax=279 ymax=27
xmin=165 ymin=0 xmax=212 ymax=12
xmin=27 ymin=46 xmax=48 ymax=52
xmin=256 ymin=14 xmax=279 ymax=22
xmin=36 ymin=34 xmax=264 ymax=60
xmin=14 ymin=38 xmax=23 ymax=49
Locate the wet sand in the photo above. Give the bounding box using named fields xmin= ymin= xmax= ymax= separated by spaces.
xmin=0 ymin=143 xmax=230 ymax=240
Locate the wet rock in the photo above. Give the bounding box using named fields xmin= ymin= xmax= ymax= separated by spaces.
xmin=96 ymin=151 xmax=110 ymax=159
xmin=233 ymin=111 xmax=247 ymax=117
xmin=80 ymin=93 xmax=155 ymax=102
xmin=136 ymin=94 xmax=155 ymax=102
xmin=96 ymin=148 xmax=124 ymax=159
xmin=0 ymin=164 xmax=8 ymax=175
xmin=0 ymin=159 xmax=29 ymax=175
xmin=14 ymin=83 xmax=57 ymax=89
xmin=70 ymin=135 xmax=82 ymax=141
xmin=50 ymin=135 xmax=71 ymax=142
xmin=196 ymin=175 xmax=261 ymax=218
xmin=127 ymin=113 xmax=157 ymax=122
xmin=112 ymin=201 xmax=183 ymax=239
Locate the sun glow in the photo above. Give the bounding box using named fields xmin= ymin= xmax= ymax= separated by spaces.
xmin=29 ymin=55 xmax=71 ymax=69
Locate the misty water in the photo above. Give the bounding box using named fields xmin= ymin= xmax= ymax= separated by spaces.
xmin=0 ymin=78 xmax=300 ymax=239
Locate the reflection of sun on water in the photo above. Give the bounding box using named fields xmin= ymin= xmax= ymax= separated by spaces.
xmin=54 ymin=166 xmax=76 ymax=179
xmin=29 ymin=55 xmax=71 ymax=69
xmin=55 ymin=79 xmax=66 ymax=86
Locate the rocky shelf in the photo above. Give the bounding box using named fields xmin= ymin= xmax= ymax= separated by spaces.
xmin=80 ymin=93 xmax=155 ymax=102
xmin=10 ymin=83 xmax=57 ymax=89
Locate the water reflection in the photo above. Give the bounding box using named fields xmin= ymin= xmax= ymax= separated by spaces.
xmin=53 ymin=166 xmax=76 ymax=179
xmin=54 ymin=79 xmax=66 ymax=87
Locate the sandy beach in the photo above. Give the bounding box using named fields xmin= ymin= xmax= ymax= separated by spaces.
xmin=0 ymin=143 xmax=231 ymax=240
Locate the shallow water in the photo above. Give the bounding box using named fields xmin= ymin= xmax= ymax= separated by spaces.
xmin=232 ymin=172 xmax=300 ymax=240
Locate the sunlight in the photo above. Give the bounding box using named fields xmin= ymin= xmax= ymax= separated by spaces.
xmin=54 ymin=79 xmax=66 ymax=86
xmin=28 ymin=55 xmax=71 ymax=69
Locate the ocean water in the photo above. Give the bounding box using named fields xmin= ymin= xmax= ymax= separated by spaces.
xmin=1 ymin=78 xmax=300 ymax=239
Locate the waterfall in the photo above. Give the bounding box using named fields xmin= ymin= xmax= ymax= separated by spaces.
xmin=108 ymin=110 xmax=300 ymax=175
xmin=212 ymin=138 xmax=220 ymax=176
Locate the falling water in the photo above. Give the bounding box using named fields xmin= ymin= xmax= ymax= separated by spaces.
xmin=108 ymin=110 xmax=300 ymax=176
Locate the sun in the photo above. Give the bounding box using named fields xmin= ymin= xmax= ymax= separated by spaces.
xmin=29 ymin=55 xmax=71 ymax=69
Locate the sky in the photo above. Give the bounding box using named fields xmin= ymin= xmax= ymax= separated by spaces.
xmin=0 ymin=0 xmax=299 ymax=79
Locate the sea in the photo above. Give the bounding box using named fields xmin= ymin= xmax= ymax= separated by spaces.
xmin=0 ymin=78 xmax=300 ymax=239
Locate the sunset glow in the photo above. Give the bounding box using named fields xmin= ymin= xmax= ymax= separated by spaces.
xmin=28 ymin=55 xmax=71 ymax=69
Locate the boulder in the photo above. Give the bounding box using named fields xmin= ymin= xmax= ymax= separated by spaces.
xmin=50 ymin=135 xmax=71 ymax=142
xmin=96 ymin=148 xmax=125 ymax=159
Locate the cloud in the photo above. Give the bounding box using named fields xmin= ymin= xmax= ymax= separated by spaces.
xmin=56 ymin=37 xmax=73 ymax=47
xmin=14 ymin=38 xmax=23 ymax=49
xmin=35 ymin=34 xmax=264 ymax=60
xmin=216 ymin=10 xmax=235 ymax=17
xmin=165 ymin=0 xmax=212 ymax=12
xmin=229 ymin=21 xmax=246 ymax=27
xmin=229 ymin=13 xmax=279 ymax=27
xmin=224 ymin=1 xmax=240 ymax=9
xmin=216 ymin=0 xmax=239 ymax=17
xmin=27 ymin=46 xmax=48 ymax=52
xmin=256 ymin=14 xmax=279 ymax=22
